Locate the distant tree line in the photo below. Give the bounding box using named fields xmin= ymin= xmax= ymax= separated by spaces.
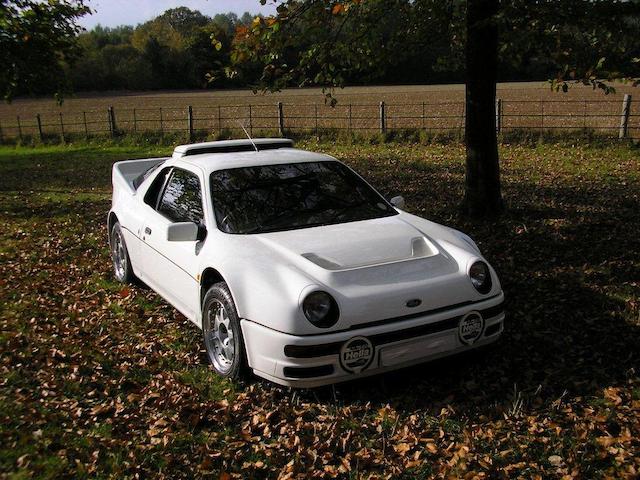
xmin=3 ymin=3 xmax=639 ymax=97
xmin=69 ymin=8 xmax=257 ymax=92
xmin=67 ymin=4 xmax=639 ymax=93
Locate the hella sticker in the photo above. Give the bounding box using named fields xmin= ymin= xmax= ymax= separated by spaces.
xmin=340 ymin=336 xmax=374 ymax=374
xmin=458 ymin=311 xmax=484 ymax=345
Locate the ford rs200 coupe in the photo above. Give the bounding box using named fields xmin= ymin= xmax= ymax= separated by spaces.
xmin=108 ymin=139 xmax=504 ymax=387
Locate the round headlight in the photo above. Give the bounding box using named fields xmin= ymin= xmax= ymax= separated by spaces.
xmin=302 ymin=291 xmax=339 ymax=328
xmin=469 ymin=261 xmax=492 ymax=294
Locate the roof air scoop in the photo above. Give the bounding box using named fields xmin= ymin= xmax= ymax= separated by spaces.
xmin=172 ymin=138 xmax=294 ymax=158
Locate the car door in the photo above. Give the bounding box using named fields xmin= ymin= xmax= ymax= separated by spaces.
xmin=139 ymin=166 xmax=206 ymax=321
xmin=117 ymin=166 xmax=169 ymax=277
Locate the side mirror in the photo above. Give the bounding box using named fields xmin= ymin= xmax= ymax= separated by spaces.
xmin=167 ymin=222 xmax=200 ymax=242
xmin=390 ymin=195 xmax=406 ymax=209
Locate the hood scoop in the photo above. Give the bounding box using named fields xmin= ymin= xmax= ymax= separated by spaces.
xmin=302 ymin=237 xmax=438 ymax=271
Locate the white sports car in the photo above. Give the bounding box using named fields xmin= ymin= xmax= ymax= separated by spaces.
xmin=108 ymin=139 xmax=504 ymax=387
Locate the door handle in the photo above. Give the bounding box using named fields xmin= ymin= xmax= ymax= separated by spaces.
xmin=144 ymin=227 xmax=152 ymax=235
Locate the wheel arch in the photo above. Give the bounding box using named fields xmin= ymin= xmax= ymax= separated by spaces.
xmin=200 ymin=267 xmax=251 ymax=370
xmin=200 ymin=267 xmax=240 ymax=314
xmin=107 ymin=211 xmax=119 ymax=245
xmin=200 ymin=267 xmax=250 ymax=378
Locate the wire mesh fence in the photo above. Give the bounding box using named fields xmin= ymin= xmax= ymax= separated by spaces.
xmin=0 ymin=96 xmax=636 ymax=142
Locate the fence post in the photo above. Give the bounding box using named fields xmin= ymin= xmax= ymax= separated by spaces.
xmin=277 ymin=102 xmax=284 ymax=136
xmin=36 ymin=114 xmax=43 ymax=141
xmin=0 ymin=120 xmax=3 ymax=143
xmin=248 ymin=105 xmax=253 ymax=136
xmin=16 ymin=115 xmax=22 ymax=141
xmin=59 ymin=113 xmax=65 ymax=142
xmin=379 ymin=101 xmax=386 ymax=134
xmin=17 ymin=116 xmax=23 ymax=142
xmin=159 ymin=107 xmax=164 ymax=136
xmin=133 ymin=108 xmax=137 ymax=133
xmin=108 ymin=106 xmax=117 ymax=137
xmin=217 ymin=105 xmax=222 ymax=132
xmin=619 ymin=94 xmax=632 ymax=139
xmin=495 ymin=99 xmax=502 ymax=134
xmin=348 ymin=104 xmax=352 ymax=133
xmin=83 ymin=112 xmax=88 ymax=138
xmin=314 ymin=104 xmax=319 ymax=136
xmin=422 ymin=102 xmax=426 ymax=130
xmin=187 ymin=105 xmax=194 ymax=142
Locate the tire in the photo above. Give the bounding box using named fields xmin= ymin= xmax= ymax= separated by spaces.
xmin=110 ymin=221 xmax=135 ymax=284
xmin=202 ymin=282 xmax=248 ymax=380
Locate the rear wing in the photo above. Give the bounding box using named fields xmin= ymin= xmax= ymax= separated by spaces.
xmin=172 ymin=138 xmax=294 ymax=158
xmin=112 ymin=157 xmax=168 ymax=195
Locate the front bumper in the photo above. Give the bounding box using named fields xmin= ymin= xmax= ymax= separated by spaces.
xmin=241 ymin=292 xmax=504 ymax=388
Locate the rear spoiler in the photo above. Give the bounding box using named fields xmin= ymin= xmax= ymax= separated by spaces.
xmin=113 ymin=157 xmax=168 ymax=193
xmin=172 ymin=138 xmax=294 ymax=158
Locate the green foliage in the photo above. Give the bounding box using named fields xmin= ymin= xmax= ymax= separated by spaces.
xmin=231 ymin=0 xmax=638 ymax=216
xmin=233 ymin=0 xmax=639 ymax=96
xmin=499 ymin=0 xmax=640 ymax=93
xmin=69 ymin=9 xmax=255 ymax=92
xmin=3 ymin=2 xmax=639 ymax=99
xmin=0 ymin=0 xmax=90 ymax=102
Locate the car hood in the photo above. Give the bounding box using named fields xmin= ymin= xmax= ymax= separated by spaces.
xmin=212 ymin=211 xmax=500 ymax=334
xmin=256 ymin=214 xmax=439 ymax=271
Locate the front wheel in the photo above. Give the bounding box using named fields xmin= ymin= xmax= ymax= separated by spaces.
xmin=202 ymin=283 xmax=248 ymax=380
xmin=110 ymin=221 xmax=135 ymax=283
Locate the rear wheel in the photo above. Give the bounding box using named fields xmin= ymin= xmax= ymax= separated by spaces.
xmin=110 ymin=221 xmax=135 ymax=283
xmin=202 ymin=283 xmax=248 ymax=380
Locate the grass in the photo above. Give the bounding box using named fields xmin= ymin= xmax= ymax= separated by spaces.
xmin=1 ymin=136 xmax=639 ymax=478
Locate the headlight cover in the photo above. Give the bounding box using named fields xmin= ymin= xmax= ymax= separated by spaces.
xmin=302 ymin=291 xmax=339 ymax=328
xmin=469 ymin=261 xmax=492 ymax=294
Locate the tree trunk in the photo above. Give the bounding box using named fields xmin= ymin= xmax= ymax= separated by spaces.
xmin=462 ymin=0 xmax=504 ymax=217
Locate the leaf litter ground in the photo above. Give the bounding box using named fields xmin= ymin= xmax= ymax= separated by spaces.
xmin=1 ymin=139 xmax=639 ymax=479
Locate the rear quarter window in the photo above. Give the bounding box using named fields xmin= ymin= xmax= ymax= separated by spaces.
xmin=144 ymin=167 xmax=171 ymax=208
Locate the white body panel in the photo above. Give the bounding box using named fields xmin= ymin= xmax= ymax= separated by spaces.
xmin=109 ymin=140 xmax=505 ymax=387
xmin=138 ymin=209 xmax=201 ymax=320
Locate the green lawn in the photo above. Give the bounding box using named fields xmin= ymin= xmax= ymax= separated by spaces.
xmin=1 ymin=138 xmax=639 ymax=479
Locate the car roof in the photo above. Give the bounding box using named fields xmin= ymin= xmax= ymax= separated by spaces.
xmin=174 ymin=147 xmax=335 ymax=173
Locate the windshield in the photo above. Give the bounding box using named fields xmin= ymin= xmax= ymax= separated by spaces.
xmin=210 ymin=161 xmax=397 ymax=234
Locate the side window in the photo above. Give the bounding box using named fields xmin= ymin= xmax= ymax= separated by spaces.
xmin=157 ymin=169 xmax=204 ymax=224
xmin=144 ymin=167 xmax=171 ymax=208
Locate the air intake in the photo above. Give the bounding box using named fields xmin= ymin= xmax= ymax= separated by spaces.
xmin=173 ymin=138 xmax=294 ymax=158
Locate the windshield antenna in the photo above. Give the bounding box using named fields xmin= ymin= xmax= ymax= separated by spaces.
xmin=238 ymin=121 xmax=258 ymax=153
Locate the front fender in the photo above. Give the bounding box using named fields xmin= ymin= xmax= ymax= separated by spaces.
xmin=198 ymin=237 xmax=319 ymax=335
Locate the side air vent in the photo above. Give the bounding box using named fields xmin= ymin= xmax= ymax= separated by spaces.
xmin=173 ymin=138 xmax=294 ymax=158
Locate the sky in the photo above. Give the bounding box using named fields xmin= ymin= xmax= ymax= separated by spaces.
xmin=78 ymin=0 xmax=278 ymax=29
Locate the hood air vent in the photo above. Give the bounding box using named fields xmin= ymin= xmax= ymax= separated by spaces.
xmin=302 ymin=236 xmax=437 ymax=271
